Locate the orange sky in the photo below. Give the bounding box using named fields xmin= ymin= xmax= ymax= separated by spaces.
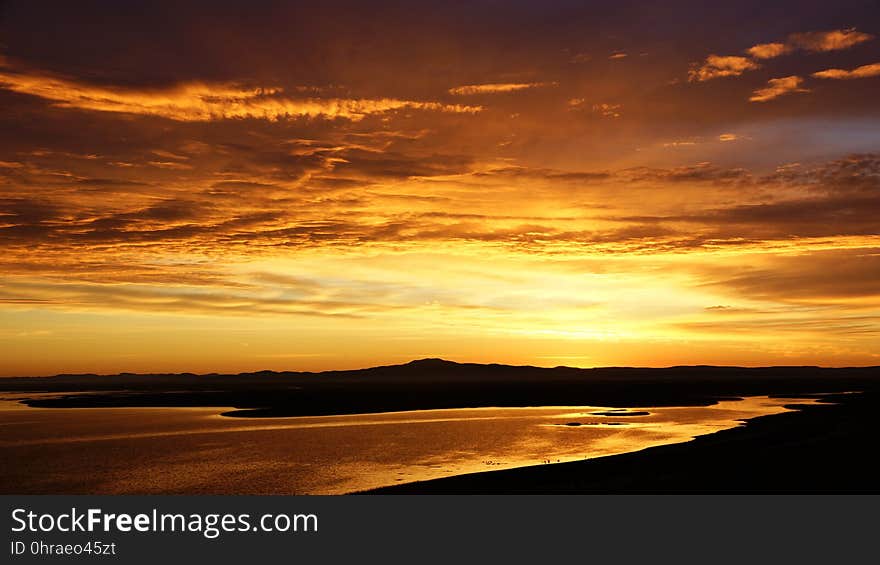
xmin=1 ymin=2 xmax=879 ymax=375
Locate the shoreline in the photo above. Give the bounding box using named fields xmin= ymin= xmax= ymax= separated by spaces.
xmin=6 ymin=362 xmax=878 ymax=420
xmin=364 ymin=392 xmax=877 ymax=493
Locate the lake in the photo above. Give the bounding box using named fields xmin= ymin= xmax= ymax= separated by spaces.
xmin=0 ymin=395 xmax=817 ymax=494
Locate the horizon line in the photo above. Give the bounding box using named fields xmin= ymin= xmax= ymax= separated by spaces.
xmin=4 ymin=357 xmax=880 ymax=379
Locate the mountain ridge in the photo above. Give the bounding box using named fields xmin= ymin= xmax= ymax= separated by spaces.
xmin=6 ymin=357 xmax=874 ymax=381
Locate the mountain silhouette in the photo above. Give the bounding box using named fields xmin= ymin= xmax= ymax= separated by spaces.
xmin=2 ymin=359 xmax=878 ymax=418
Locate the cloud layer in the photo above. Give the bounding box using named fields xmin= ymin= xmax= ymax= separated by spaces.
xmin=448 ymin=82 xmax=554 ymax=95
xmin=1 ymin=2 xmax=879 ymax=373
xmin=813 ymin=62 xmax=880 ymax=79
xmin=0 ymin=63 xmax=481 ymax=122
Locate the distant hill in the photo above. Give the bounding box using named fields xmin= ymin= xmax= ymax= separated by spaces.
xmin=2 ymin=359 xmax=879 ymax=417
xmin=4 ymin=357 xmax=878 ymax=387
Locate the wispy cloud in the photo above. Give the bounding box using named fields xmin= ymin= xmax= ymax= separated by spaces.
xmin=447 ymin=82 xmax=555 ymax=95
xmin=745 ymin=28 xmax=873 ymax=60
xmin=694 ymin=28 xmax=874 ymax=84
xmin=788 ymin=28 xmax=874 ymax=52
xmin=745 ymin=42 xmax=791 ymax=59
xmin=592 ymin=103 xmax=622 ymax=118
xmin=688 ymin=55 xmax=759 ymax=82
xmin=704 ymin=248 xmax=880 ymax=304
xmin=0 ymin=64 xmax=480 ymax=122
xmin=812 ymin=62 xmax=880 ymax=80
xmin=661 ymin=140 xmax=697 ymax=148
xmin=749 ymin=76 xmax=809 ymax=102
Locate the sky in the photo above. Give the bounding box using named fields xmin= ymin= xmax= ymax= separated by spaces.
xmin=1 ymin=0 xmax=879 ymax=376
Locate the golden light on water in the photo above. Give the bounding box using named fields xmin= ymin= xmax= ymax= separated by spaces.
xmin=0 ymin=395 xmax=816 ymax=494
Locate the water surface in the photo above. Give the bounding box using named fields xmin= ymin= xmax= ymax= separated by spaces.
xmin=0 ymin=395 xmax=816 ymax=494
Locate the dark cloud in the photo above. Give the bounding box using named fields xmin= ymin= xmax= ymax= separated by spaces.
xmin=707 ymin=195 xmax=878 ymax=238
xmin=762 ymin=153 xmax=880 ymax=193
xmin=209 ymin=180 xmax=284 ymax=192
xmin=0 ymin=197 xmax=61 ymax=224
xmin=676 ymin=314 xmax=880 ymax=337
xmin=472 ymin=166 xmax=611 ymax=182
xmin=2 ymin=152 xmax=877 ymax=252
xmin=74 ymin=178 xmax=150 ymax=188
xmin=607 ymin=154 xmax=880 ymax=243
xmin=331 ymin=149 xmax=474 ymax=179
xmin=703 ymin=248 xmax=880 ymax=302
xmin=621 ymin=163 xmax=752 ymax=184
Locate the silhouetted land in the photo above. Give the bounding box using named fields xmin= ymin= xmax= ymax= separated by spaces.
xmin=3 ymin=359 xmax=879 ymax=492
xmin=3 ymin=359 xmax=879 ymax=417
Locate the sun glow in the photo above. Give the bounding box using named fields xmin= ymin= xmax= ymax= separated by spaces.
xmin=1 ymin=8 xmax=879 ymax=375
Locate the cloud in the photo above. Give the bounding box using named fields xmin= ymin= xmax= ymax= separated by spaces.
xmin=749 ymin=76 xmax=809 ymax=102
xmin=0 ymin=197 xmax=61 ymax=225
xmin=447 ymin=82 xmax=555 ymax=95
xmin=691 ymin=194 xmax=880 ymax=240
xmin=1 ymin=136 xmax=876 ymax=269
xmin=662 ymin=140 xmax=697 ymax=148
xmin=331 ymin=148 xmax=474 ymax=179
xmin=592 ymin=103 xmax=622 ymax=118
xmin=788 ymin=28 xmax=874 ymax=52
xmin=471 ymin=165 xmax=611 ymax=183
xmin=609 ymin=52 xmax=628 ymax=60
xmin=745 ymin=42 xmax=791 ymax=59
xmin=688 ymin=55 xmax=759 ymax=82
xmin=762 ymin=153 xmax=880 ymax=193
xmin=675 ymin=313 xmax=880 ymax=338
xmin=622 ymin=162 xmax=751 ymax=184
xmin=0 ymin=65 xmax=480 ymax=122
xmin=608 ymin=153 xmax=880 ymax=245
xmin=812 ymin=62 xmax=880 ymax=80
xmin=0 ymin=276 xmax=380 ymax=319
xmin=744 ymin=29 xmax=873 ymax=60
xmin=148 ymin=160 xmax=193 ymax=170
xmin=694 ymin=28 xmax=874 ymax=85
xmin=705 ymin=248 xmax=880 ymax=303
